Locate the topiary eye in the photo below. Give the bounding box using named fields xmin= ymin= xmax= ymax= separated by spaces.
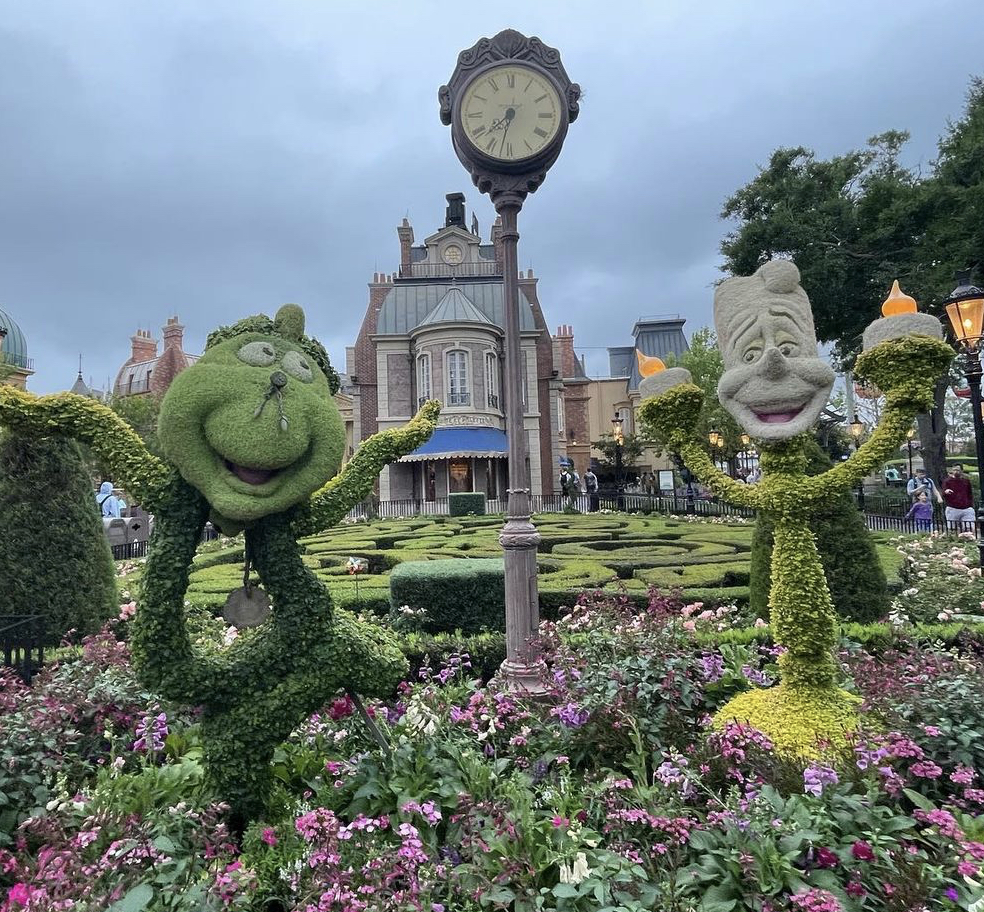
xmin=282 ymin=350 xmax=313 ymax=383
xmin=237 ymin=341 xmax=277 ymax=367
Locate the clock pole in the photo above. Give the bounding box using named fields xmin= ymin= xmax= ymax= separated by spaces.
xmin=440 ymin=28 xmax=580 ymax=693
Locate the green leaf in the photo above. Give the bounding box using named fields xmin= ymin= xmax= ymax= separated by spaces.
xmin=482 ymin=886 xmax=517 ymax=904
xmin=552 ymin=883 xmax=579 ymax=898
xmin=107 ymin=884 xmax=154 ymax=912
xmin=903 ymin=788 xmax=937 ymax=812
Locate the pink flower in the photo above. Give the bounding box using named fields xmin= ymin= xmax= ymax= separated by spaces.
xmin=922 ymin=725 xmax=941 ymax=737
xmin=910 ymin=761 xmax=943 ymax=779
xmin=552 ymin=816 xmax=569 ymax=828
xmin=958 ymin=860 xmax=978 ymax=877
xmin=814 ymin=846 xmax=838 ymax=868
xmin=851 ymin=840 xmax=875 ymax=861
xmin=7 ymin=884 xmax=32 ymax=907
xmin=260 ymin=827 xmax=277 ymax=846
xmin=951 ymin=765 xmax=975 ymax=785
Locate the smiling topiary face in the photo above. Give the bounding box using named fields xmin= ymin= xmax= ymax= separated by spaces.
xmin=159 ymin=304 xmax=344 ymax=523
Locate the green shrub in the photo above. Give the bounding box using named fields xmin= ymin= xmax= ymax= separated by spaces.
xmin=448 ymin=492 xmax=486 ymax=516
xmin=0 ymin=433 xmax=117 ymax=642
xmin=389 ymin=557 xmax=504 ymax=633
xmin=750 ymin=439 xmax=889 ymax=624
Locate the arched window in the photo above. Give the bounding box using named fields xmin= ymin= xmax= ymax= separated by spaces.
xmin=417 ymin=353 xmax=431 ymax=406
xmin=485 ymin=352 xmax=498 ymax=408
xmin=446 ymin=350 xmax=470 ymax=406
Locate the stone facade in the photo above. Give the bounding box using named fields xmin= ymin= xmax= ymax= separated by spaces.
xmin=348 ymin=193 xmax=570 ymax=502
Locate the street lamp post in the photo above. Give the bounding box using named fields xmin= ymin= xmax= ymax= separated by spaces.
xmin=440 ymin=30 xmax=580 ymax=691
xmin=849 ymin=418 xmax=865 ymax=510
xmin=611 ymin=411 xmax=624 ymax=511
xmin=943 ymin=270 xmax=984 ymax=566
xmin=906 ymin=428 xmax=916 ymax=480
xmin=740 ymin=433 xmax=750 ymax=476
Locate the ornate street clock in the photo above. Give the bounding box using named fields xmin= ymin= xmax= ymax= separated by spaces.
xmin=439 ymin=29 xmax=580 ymax=693
xmin=440 ymin=29 xmax=580 ymax=196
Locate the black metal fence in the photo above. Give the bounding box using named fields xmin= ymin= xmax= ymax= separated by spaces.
xmin=1 ymin=615 xmax=44 ymax=683
xmin=110 ymin=524 xmax=219 ymax=561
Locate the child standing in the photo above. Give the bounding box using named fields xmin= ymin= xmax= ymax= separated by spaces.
xmin=904 ymin=491 xmax=934 ymax=532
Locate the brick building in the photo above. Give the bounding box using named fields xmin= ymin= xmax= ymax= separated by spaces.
xmin=347 ymin=192 xmax=570 ymax=502
xmin=113 ymin=317 xmax=198 ymax=398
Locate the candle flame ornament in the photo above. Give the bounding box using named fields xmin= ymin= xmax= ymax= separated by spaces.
xmin=880 ymin=279 xmax=918 ymax=317
xmin=636 ymin=350 xmax=666 ymax=377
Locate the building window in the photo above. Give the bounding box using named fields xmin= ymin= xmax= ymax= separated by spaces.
xmin=557 ymin=393 xmax=565 ymax=434
xmin=417 ymin=353 xmax=431 ymax=407
xmin=485 ymin=352 xmax=498 ymax=409
xmin=446 ymin=350 xmax=470 ymax=406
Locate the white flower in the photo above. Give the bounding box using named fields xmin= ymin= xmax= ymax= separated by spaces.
xmin=558 ymin=851 xmax=591 ymax=884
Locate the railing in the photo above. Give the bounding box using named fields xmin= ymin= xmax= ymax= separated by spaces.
xmin=0 ymin=352 xmax=35 ymax=371
xmin=487 ymin=394 xmax=499 ymax=409
xmin=1 ymin=615 xmax=44 ymax=683
xmin=398 ymin=261 xmax=500 ymax=279
xmin=447 ymin=392 xmax=471 ymax=407
xmin=110 ymin=524 xmax=219 ymax=561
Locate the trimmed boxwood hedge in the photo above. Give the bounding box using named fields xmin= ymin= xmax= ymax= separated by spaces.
xmin=390 ymin=557 xmax=505 ymax=633
xmin=448 ymin=492 xmax=486 ymax=516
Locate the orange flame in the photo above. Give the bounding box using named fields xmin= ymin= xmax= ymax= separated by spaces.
xmin=881 ymin=279 xmax=918 ymax=317
xmin=636 ymin=350 xmax=666 ymax=377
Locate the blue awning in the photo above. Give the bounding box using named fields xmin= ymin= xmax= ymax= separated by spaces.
xmin=399 ymin=427 xmax=508 ymax=462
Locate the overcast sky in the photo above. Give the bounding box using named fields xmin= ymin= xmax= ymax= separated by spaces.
xmin=2 ymin=0 xmax=982 ymax=393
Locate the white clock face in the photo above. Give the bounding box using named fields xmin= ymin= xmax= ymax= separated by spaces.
xmin=459 ymin=64 xmax=562 ymax=162
xmin=443 ymin=244 xmax=463 ymax=265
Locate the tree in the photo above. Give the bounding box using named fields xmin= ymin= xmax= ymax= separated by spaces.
xmin=591 ymin=432 xmax=645 ymax=474
xmin=0 ymin=432 xmax=117 ymax=643
xmin=108 ymin=393 xmax=162 ymax=458
xmin=943 ymin=390 xmax=972 ymax=455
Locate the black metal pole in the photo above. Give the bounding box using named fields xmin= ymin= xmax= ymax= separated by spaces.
xmin=615 ymin=439 xmax=624 ymax=511
xmin=907 ymin=439 xmax=914 ymax=479
xmin=964 ymin=350 xmax=984 ymax=567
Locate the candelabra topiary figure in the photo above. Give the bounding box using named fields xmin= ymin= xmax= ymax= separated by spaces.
xmin=0 ymin=304 xmax=440 ymax=822
xmin=638 ymin=262 xmax=951 ymax=756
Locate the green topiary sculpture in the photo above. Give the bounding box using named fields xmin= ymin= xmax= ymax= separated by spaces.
xmin=638 ymin=262 xmax=952 ymax=757
xmin=749 ymin=438 xmax=890 ymax=625
xmin=0 ymin=304 xmax=440 ymax=823
xmin=0 ymin=432 xmax=117 ymax=642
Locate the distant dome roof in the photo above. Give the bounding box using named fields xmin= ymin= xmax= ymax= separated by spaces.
xmin=0 ymin=307 xmax=30 ymax=371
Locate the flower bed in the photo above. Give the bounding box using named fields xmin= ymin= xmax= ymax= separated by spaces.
xmin=3 ymin=586 xmax=984 ymax=911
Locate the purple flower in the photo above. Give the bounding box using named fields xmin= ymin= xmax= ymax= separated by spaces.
xmin=133 ymin=711 xmax=168 ymax=752
xmin=700 ymin=653 xmax=724 ymax=683
xmin=945 ymin=886 xmax=959 ymax=902
xmin=552 ymin=702 xmax=589 ymax=728
xmin=803 ymin=764 xmax=838 ymax=797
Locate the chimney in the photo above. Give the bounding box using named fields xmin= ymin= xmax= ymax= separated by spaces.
xmin=397 ymin=218 xmax=414 ymax=272
xmin=130 ymin=328 xmax=158 ymax=363
xmin=161 ymin=316 xmax=184 ymax=351
xmin=491 ymin=216 xmax=503 ymax=272
xmin=551 ymin=324 xmax=577 ymax=378
xmin=445 ymin=192 xmax=466 ymax=228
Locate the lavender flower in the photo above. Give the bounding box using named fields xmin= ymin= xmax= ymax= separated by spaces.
xmin=803 ymin=764 xmax=838 ymax=797
xmin=553 ymin=702 xmax=589 ymax=728
xmin=133 ymin=711 xmax=168 ymax=753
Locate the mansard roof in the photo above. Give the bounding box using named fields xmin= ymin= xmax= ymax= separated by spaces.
xmin=376 ymin=280 xmax=535 ymax=335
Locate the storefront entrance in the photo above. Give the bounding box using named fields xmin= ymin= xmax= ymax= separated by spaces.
xmin=448 ymin=458 xmax=473 ymax=494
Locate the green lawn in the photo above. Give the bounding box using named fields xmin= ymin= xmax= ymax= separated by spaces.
xmin=182 ymin=513 xmax=904 ymax=618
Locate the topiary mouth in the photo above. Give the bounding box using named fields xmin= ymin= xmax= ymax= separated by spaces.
xmin=224 ymin=459 xmax=281 ymax=486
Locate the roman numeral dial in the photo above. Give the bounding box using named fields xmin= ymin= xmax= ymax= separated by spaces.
xmin=458 ymin=64 xmax=562 ymax=162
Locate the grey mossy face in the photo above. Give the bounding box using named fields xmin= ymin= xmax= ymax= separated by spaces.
xmin=713 ymin=260 xmax=834 ymax=442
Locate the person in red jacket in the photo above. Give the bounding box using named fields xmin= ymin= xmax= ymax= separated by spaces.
xmin=942 ymin=463 xmax=976 ymax=531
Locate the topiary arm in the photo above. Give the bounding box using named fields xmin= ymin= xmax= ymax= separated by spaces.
xmin=298 ymin=399 xmax=441 ymax=535
xmin=808 ymin=335 xmax=954 ymax=501
xmin=0 ymin=386 xmax=171 ymax=510
xmin=637 ymin=384 xmax=762 ymax=510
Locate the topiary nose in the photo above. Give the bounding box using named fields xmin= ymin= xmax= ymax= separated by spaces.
xmin=270 ymin=371 xmax=288 ymax=389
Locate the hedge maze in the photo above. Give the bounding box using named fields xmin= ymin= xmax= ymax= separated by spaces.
xmin=184 ymin=513 xmax=760 ymax=619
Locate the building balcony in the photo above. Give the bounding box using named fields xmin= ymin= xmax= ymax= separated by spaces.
xmin=398 ymin=261 xmax=500 ymax=279
xmin=447 ymin=392 xmax=471 ymax=407
xmin=0 ymin=352 xmax=34 ymax=371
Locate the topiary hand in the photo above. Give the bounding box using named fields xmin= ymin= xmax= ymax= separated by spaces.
xmin=854 ymin=335 xmax=954 ymax=413
xmin=637 ymin=383 xmax=704 ymax=450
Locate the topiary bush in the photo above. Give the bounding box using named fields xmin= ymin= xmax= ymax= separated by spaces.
xmin=750 ymin=438 xmax=889 ymax=624
xmin=448 ymin=492 xmax=486 ymax=516
xmin=0 ymin=432 xmax=117 ymax=642
xmin=390 ymin=558 xmax=504 ymax=633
